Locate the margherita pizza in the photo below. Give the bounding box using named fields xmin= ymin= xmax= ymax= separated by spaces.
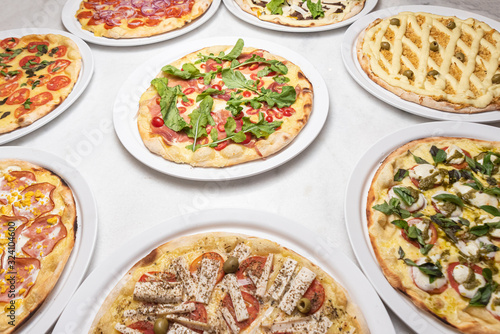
xmin=233 ymin=0 xmax=365 ymax=28
xmin=0 ymin=34 xmax=81 ymax=134
xmin=137 ymin=39 xmax=313 ymax=167
xmin=90 ymin=232 xmax=368 ymax=334
xmin=367 ymin=137 xmax=500 ymax=333
xmin=76 ymin=0 xmax=213 ymax=39
xmin=357 ymin=12 xmax=500 ymax=113
xmin=0 ymin=159 xmax=77 ymax=333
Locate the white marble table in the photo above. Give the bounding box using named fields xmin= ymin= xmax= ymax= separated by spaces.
xmin=1 ymin=0 xmax=500 ymax=333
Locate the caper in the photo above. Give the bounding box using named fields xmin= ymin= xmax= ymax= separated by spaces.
xmin=427 ymin=70 xmax=439 ymax=77
xmin=455 ymin=52 xmax=465 ymax=62
xmin=430 ymin=41 xmax=439 ymax=52
xmin=223 ymin=256 xmax=239 ymax=273
xmin=390 ymin=18 xmax=400 ymax=26
xmin=403 ymin=70 xmax=414 ymax=79
xmin=154 ymin=318 xmax=169 ymax=334
xmin=297 ymin=297 xmax=312 ymax=314
xmin=380 ymin=41 xmax=390 ymax=50
xmin=492 ymin=73 xmax=500 ymax=84
xmin=447 ymin=21 xmax=456 ymax=29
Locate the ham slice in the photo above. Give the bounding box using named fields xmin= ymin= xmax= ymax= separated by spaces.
xmin=0 ymin=254 xmax=40 ymax=302
xmin=15 ymin=215 xmax=67 ymax=258
xmin=12 ymin=183 xmax=55 ymax=219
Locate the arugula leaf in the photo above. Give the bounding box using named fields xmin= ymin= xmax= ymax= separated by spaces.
xmin=266 ymin=0 xmax=285 ymax=15
xmin=225 ymin=93 xmax=262 ymax=116
xmin=432 ymin=193 xmax=464 ymax=207
xmin=195 ymin=88 xmax=225 ymax=102
xmin=151 ymin=78 xmax=188 ymax=132
xmin=197 ymin=39 xmax=244 ymax=63
xmin=393 ymin=187 xmax=416 ymax=206
xmin=430 ymin=145 xmax=447 ymax=164
xmin=221 ymin=68 xmax=257 ymax=90
xmin=408 ymin=150 xmax=429 ymax=164
xmin=481 ymin=205 xmax=500 ymax=217
xmin=306 ymin=0 xmax=325 ymax=19
xmin=430 ymin=214 xmax=462 ymax=243
xmin=224 ymin=117 xmax=247 ymax=143
xmin=273 ymin=75 xmax=290 ymax=84
xmin=256 ymin=86 xmax=296 ymax=108
xmin=186 ymin=96 xmax=215 ymax=151
xmin=234 ymin=54 xmax=288 ymax=75
xmin=394 ymin=168 xmax=409 ymax=182
xmin=162 ymin=63 xmax=202 ymax=80
xmin=257 ymin=67 xmax=273 ymax=78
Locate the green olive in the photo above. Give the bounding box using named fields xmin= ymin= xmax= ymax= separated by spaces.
xmin=390 ymin=18 xmax=400 ymax=26
xmin=297 ymin=297 xmax=312 ymax=314
xmin=430 ymin=41 xmax=439 ymax=52
xmin=427 ymin=70 xmax=439 ymax=77
xmin=455 ymin=52 xmax=465 ymax=62
xmin=447 ymin=21 xmax=456 ymax=29
xmin=492 ymin=73 xmax=500 ymax=84
xmin=154 ymin=318 xmax=169 ymax=334
xmin=223 ymin=256 xmax=239 ymax=273
xmin=380 ymin=41 xmax=390 ymax=50
xmin=403 ymin=70 xmax=414 ymax=79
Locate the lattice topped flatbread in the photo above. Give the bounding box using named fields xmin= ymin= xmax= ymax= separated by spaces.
xmin=357 ymin=12 xmax=500 ymax=113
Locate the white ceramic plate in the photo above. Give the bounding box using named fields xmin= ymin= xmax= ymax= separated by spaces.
xmin=113 ymin=36 xmax=329 ymax=181
xmin=345 ymin=121 xmax=500 ymax=334
xmin=341 ymin=5 xmax=500 ymax=123
xmin=0 ymin=28 xmax=94 ymax=145
xmin=61 ymin=0 xmax=221 ymax=47
xmin=0 ymin=147 xmax=98 ymax=333
xmin=223 ymin=0 xmax=377 ymax=32
xmin=54 ymin=208 xmax=394 ymax=333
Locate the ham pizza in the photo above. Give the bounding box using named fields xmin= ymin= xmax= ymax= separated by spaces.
xmin=367 ymin=137 xmax=500 ymax=333
xmin=0 ymin=159 xmax=77 ymax=333
xmin=90 ymin=232 xmax=368 ymax=334
xmin=137 ymin=39 xmax=313 ymax=167
xmin=0 ymin=34 xmax=81 ymax=135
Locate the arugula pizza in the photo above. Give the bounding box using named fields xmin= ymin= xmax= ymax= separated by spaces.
xmin=0 ymin=34 xmax=81 ymax=135
xmin=367 ymin=137 xmax=500 ymax=333
xmin=0 ymin=159 xmax=77 ymax=333
xmin=137 ymin=39 xmax=313 ymax=167
xmin=90 ymin=232 xmax=368 ymax=334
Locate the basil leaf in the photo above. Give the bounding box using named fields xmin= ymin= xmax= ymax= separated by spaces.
xmin=418 ymin=262 xmax=444 ymax=278
xmin=394 ymin=168 xmax=409 ymax=182
xmin=393 ymin=187 xmax=416 ymax=206
xmin=22 ymin=98 xmax=32 ymax=110
xmin=403 ymin=258 xmax=418 ymax=267
xmin=398 ymin=246 xmax=405 ymax=260
xmin=482 ymin=243 xmax=500 ymax=253
xmin=372 ymin=202 xmax=393 ymax=215
xmin=391 ymin=219 xmax=409 ymax=229
xmin=484 ymin=187 xmax=500 ymax=196
xmin=266 ymin=0 xmax=285 ymax=15
xmin=481 ymin=205 xmax=500 ymax=217
xmin=151 ymin=78 xmax=188 ymax=132
xmin=469 ymin=283 xmax=496 ymax=307
xmin=195 ymin=88 xmax=225 ymax=102
xmin=431 ymin=214 xmax=461 ymax=243
xmin=0 ymin=112 xmax=10 ymax=119
xmin=412 ymin=212 xmax=424 ymax=218
xmin=469 ymin=225 xmax=490 ymax=236
xmin=420 ymin=244 xmax=434 ymax=256
xmin=306 ymin=0 xmax=325 ymax=19
xmin=432 ymin=193 xmax=464 ymax=207
xmin=458 ymin=217 xmax=470 ymax=227
xmin=448 ymin=170 xmax=462 ymax=184
xmin=430 ymin=145 xmax=447 ymax=164
xmin=0 ymin=97 xmax=7 ymax=106
xmin=408 ymin=150 xmax=429 ymax=164
xmin=466 ymin=155 xmax=485 ymax=174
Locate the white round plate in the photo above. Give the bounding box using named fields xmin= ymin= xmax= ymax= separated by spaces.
xmin=345 ymin=121 xmax=500 ymax=334
xmin=54 ymin=208 xmax=393 ymax=334
xmin=0 ymin=147 xmax=98 ymax=333
xmin=113 ymin=36 xmax=329 ymax=181
xmin=342 ymin=5 xmax=500 ymax=123
xmin=0 ymin=28 xmax=94 ymax=145
xmin=223 ymin=0 xmax=377 ymax=32
xmin=62 ymin=0 xmax=221 ymax=47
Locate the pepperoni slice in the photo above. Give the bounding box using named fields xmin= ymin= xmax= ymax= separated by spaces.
xmin=12 ymin=183 xmax=55 ymax=220
xmin=6 ymin=88 xmax=29 ymax=105
xmin=26 ymin=41 xmax=49 ymax=53
xmin=48 ymin=59 xmax=71 ymax=74
xmin=401 ymin=218 xmax=438 ymax=248
xmin=47 ymin=76 xmax=71 ymax=91
xmin=0 ymin=82 xmax=18 ymax=98
xmin=447 ymin=262 xmax=483 ymax=295
xmin=0 ymin=215 xmax=28 ymax=237
xmin=442 ymin=146 xmax=472 ymax=170
xmin=189 ymin=252 xmax=225 ymax=283
xmin=128 ymin=321 xmax=154 ymax=334
xmin=222 ymin=292 xmax=259 ymax=330
xmin=236 ymin=256 xmax=267 ymax=292
xmin=19 ymin=55 xmax=40 ymax=68
xmin=50 ymin=45 xmax=67 ymax=58
xmin=303 ymin=279 xmax=325 ymax=314
xmin=77 ymin=11 xmax=94 ymax=19
xmin=16 ymin=215 xmax=67 ymax=258
xmin=0 ymin=255 xmax=40 ymax=302
xmin=30 ymin=92 xmax=53 ymax=107
xmin=0 ymin=37 xmax=19 ymax=49
xmin=128 ymin=19 xmax=145 ymax=29
xmin=138 ymin=271 xmax=176 ymax=282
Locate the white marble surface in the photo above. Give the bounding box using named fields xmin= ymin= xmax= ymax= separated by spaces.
xmin=1 ymin=0 xmax=500 ymax=333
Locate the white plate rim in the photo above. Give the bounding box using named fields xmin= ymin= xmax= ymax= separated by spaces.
xmin=53 ymin=208 xmax=394 ymax=334
xmin=0 ymin=28 xmax=94 ymax=145
xmin=0 ymin=146 xmax=98 ymax=333
xmin=344 ymin=121 xmax=500 ymax=334
xmin=113 ymin=36 xmax=329 ymax=181
xmin=222 ymin=0 xmax=378 ymax=33
xmin=341 ymin=5 xmax=500 ymax=123
xmin=61 ymin=0 xmax=221 ymax=47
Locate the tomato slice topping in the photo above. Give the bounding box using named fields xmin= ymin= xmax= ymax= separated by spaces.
xmin=0 ymin=37 xmax=19 ymax=49
xmin=447 ymin=262 xmax=483 ymax=295
xmin=30 ymin=92 xmax=53 ymax=107
xmin=236 ymin=256 xmax=268 ymax=292
xmin=128 ymin=321 xmax=154 ymax=334
xmin=48 ymin=59 xmax=71 ymax=74
xmin=184 ymin=302 xmax=207 ymax=333
xmin=189 ymin=252 xmax=225 ymax=283
xmin=222 ymin=292 xmax=259 ymax=330
xmin=50 ymin=45 xmax=67 ymax=58
xmin=26 ymin=41 xmax=49 ymax=53
xmin=6 ymin=88 xmax=29 ymax=105
xmin=240 ymin=133 xmax=252 ymax=145
xmin=19 ymin=55 xmax=40 ymax=68
xmin=214 ymin=140 xmax=228 ymax=151
xmin=303 ymin=279 xmax=325 ymax=314
xmin=47 ymin=76 xmax=71 ymax=91
xmin=138 ymin=271 xmax=176 ymax=282
xmin=401 ymin=218 xmax=438 ymax=248
xmin=14 ymin=105 xmax=30 ymax=119
xmin=0 ymin=82 xmax=19 ymax=98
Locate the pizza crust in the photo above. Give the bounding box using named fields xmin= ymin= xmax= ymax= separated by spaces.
xmin=366 ymin=137 xmax=500 ymax=334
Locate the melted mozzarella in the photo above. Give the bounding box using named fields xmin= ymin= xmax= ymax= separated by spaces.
xmin=411 ymin=259 xmax=447 ymax=292
xmin=445 ymin=145 xmax=466 ymax=164
xmin=457 ymin=237 xmax=496 ymax=258
xmin=409 ymin=164 xmax=443 ymax=183
xmin=388 ymin=187 xmax=426 ymax=212
xmin=484 ymin=217 xmax=500 ymax=238
xmin=487 ymin=291 xmax=500 ymax=317
xmin=452 ymin=264 xmax=486 ymax=299
xmin=432 ymin=191 xmax=463 ymax=217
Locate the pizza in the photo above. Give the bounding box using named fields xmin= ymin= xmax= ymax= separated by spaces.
xmin=137 ymin=39 xmax=313 ymax=167
xmin=367 ymin=137 xmax=500 ymax=333
xmin=75 ymin=0 xmax=213 ymax=39
xmin=233 ymin=0 xmax=365 ymax=28
xmin=0 ymin=34 xmax=82 ymax=135
xmin=90 ymin=232 xmax=368 ymax=334
xmin=0 ymin=159 xmax=77 ymax=333
xmin=356 ymin=12 xmax=500 ymax=113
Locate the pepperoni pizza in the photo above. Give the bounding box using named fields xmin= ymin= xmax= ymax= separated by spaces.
xmin=0 ymin=159 xmax=76 ymax=333
xmin=75 ymin=0 xmax=213 ymax=39
xmin=0 ymin=34 xmax=82 ymax=135
xmin=90 ymin=232 xmax=368 ymax=334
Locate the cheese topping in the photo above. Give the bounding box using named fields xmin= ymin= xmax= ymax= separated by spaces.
xmin=279 ymin=267 xmax=316 ymax=315
xmin=487 ymin=291 xmax=500 ymax=317
xmin=409 ymin=164 xmax=443 ymax=183
xmin=167 ymin=323 xmax=199 ymax=334
xmin=230 ymin=243 xmax=251 ymax=262
xmin=388 ymin=186 xmax=426 ymax=212
xmin=267 ymin=258 xmax=298 ymax=301
xmin=172 ymin=256 xmax=197 ymax=299
xmin=195 ymin=258 xmax=219 ymax=304
xmin=446 ymin=145 xmax=466 ymax=164
xmin=133 ymin=281 xmax=183 ymax=304
xmin=452 ymin=264 xmax=486 ymax=299
xmin=221 ymin=307 xmax=240 ymax=334
xmin=225 ymin=274 xmax=250 ymax=322
xmin=410 ymin=259 xmax=448 ymax=292
xmin=115 ymin=324 xmax=143 ymax=334
xmin=432 ymin=191 xmax=463 ymax=217
xmin=256 ymin=254 xmax=273 ymax=298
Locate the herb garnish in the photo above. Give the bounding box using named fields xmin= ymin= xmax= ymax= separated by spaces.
xmin=398 ymin=247 xmax=443 ymax=283
xmin=372 ymin=198 xmax=411 ymax=219
xmin=469 ymin=268 xmax=498 ymax=307
xmin=430 ymin=145 xmax=447 ymax=164
xmin=307 ymin=0 xmax=325 ymax=19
